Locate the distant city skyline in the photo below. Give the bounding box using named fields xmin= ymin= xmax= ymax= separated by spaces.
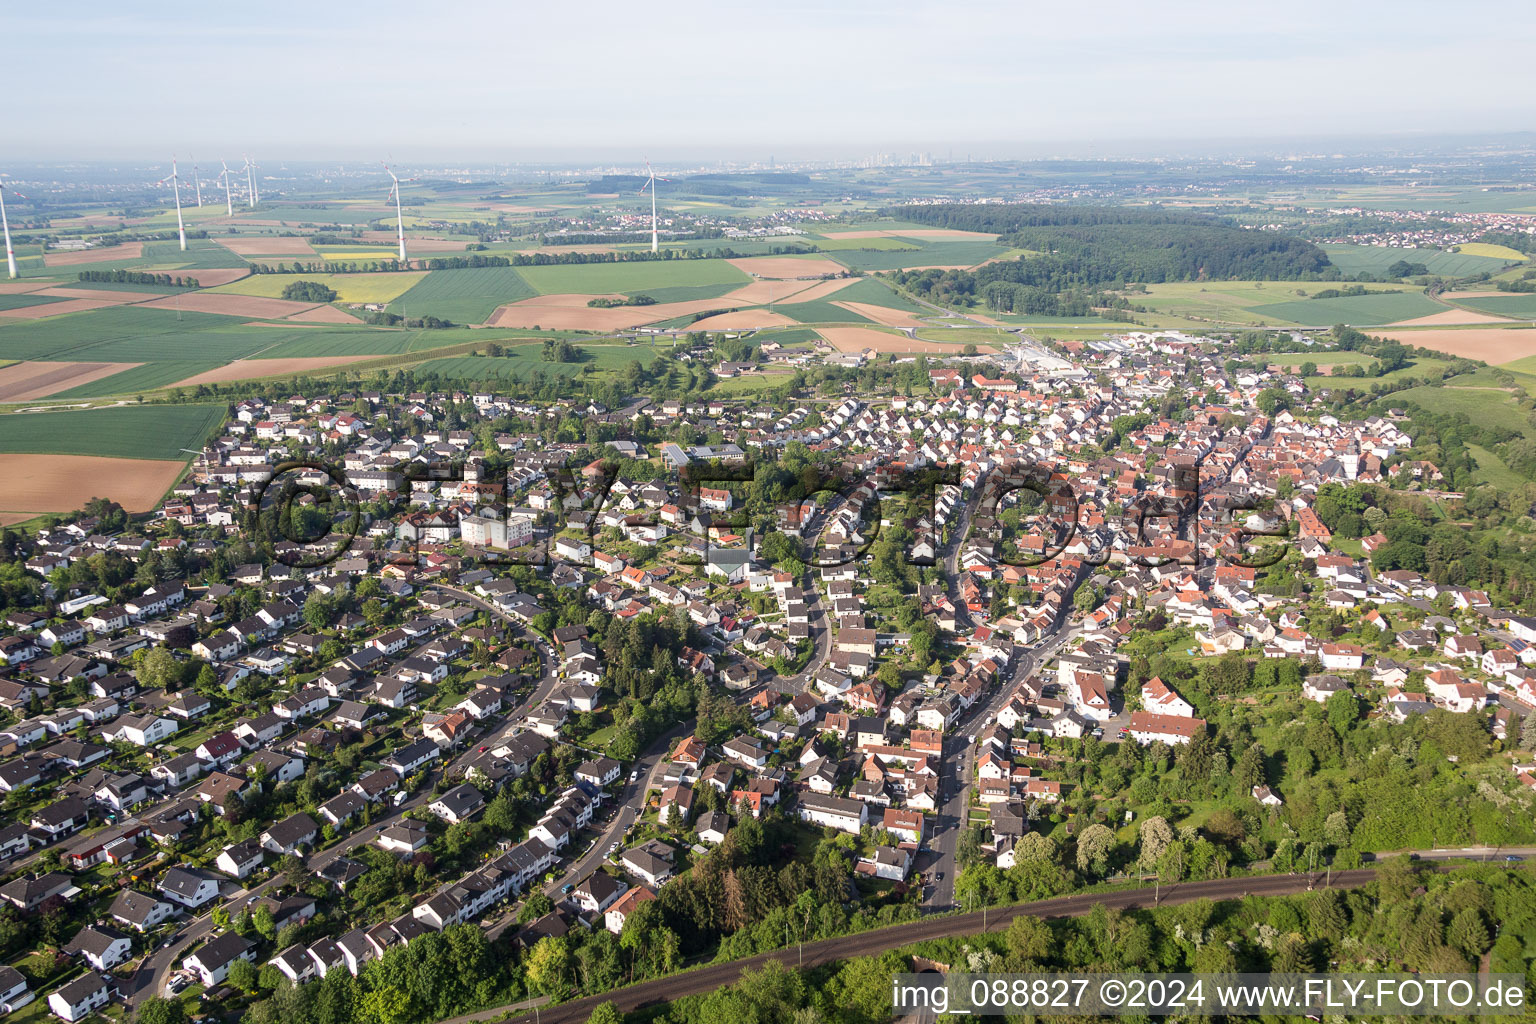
xmin=9 ymin=0 xmax=1536 ymax=161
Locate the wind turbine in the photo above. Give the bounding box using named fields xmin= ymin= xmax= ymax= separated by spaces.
xmin=383 ymin=163 xmax=413 ymax=263
xmin=190 ymin=158 xmax=203 ymax=207
xmin=0 ymin=178 xmax=25 ymax=279
xmin=242 ymin=155 xmax=258 ymax=207
xmin=638 ymin=160 xmax=668 ymax=253
xmin=218 ymin=160 xmax=234 ymax=216
xmin=158 ymin=158 xmax=187 ymax=252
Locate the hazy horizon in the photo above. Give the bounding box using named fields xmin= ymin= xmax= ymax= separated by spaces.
xmin=10 ymin=0 xmax=1536 ymax=163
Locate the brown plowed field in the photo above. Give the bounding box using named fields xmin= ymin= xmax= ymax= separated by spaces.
xmin=0 ymin=453 xmax=184 ymax=518
xmin=0 ymin=298 xmax=122 ymax=319
xmin=833 ymin=301 xmax=928 ymax=329
xmin=0 ymin=361 xmax=140 ymax=401
xmin=137 ymin=293 xmax=319 ymax=319
xmin=688 ymin=311 xmax=798 ymax=331
xmin=1373 ymin=327 xmax=1536 ymax=363
xmin=0 ymin=281 xmax=54 ymax=294
xmin=1388 ymin=310 xmax=1509 ymax=327
xmin=219 ymin=237 xmax=316 ymax=256
xmin=487 ymin=293 xmax=744 ymax=332
xmin=169 ymin=355 xmax=381 ymax=387
xmin=728 ymin=256 xmax=846 ymax=279
xmin=43 ymin=243 xmax=143 ymax=266
xmin=34 ymin=287 xmax=160 ymax=302
xmin=287 ymin=305 xmax=363 ymax=324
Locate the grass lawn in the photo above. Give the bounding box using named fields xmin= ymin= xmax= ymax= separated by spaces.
xmin=1392 ymin=384 xmax=1534 ymax=437
xmin=1467 ymin=443 xmax=1527 ymax=489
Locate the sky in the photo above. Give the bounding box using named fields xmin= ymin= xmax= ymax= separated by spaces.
xmin=9 ymin=0 xmax=1536 ymax=163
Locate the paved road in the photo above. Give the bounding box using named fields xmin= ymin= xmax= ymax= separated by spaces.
xmin=463 ymin=869 xmax=1380 ymax=1024
xmin=924 ymin=619 xmax=1077 ymax=909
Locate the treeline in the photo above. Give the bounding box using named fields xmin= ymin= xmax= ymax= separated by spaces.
xmin=640 ymin=863 xmax=1536 ymax=1024
xmin=77 ymin=269 xmax=196 ymax=288
xmin=363 ymin=311 xmax=453 ymax=329
xmin=587 ymin=295 xmax=655 ymax=308
xmin=886 ymin=204 xmax=1331 ymax=310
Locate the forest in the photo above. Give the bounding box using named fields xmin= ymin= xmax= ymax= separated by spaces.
xmin=887 ymin=204 xmax=1331 ymax=311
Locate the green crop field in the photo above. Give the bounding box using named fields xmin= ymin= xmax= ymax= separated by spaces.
xmin=54 ymin=361 xmax=230 ymax=398
xmin=773 ymin=298 xmax=875 ymax=324
xmin=513 ymin=259 xmax=751 ymax=297
xmin=1458 ymin=295 xmax=1536 ymax=320
xmin=1321 ymin=244 xmax=1518 ymax=278
xmin=754 ymin=327 xmax=822 ymax=346
xmin=0 ymin=404 xmax=226 ymax=459
xmin=809 ymin=236 xmax=918 ymax=252
xmin=388 ymin=267 xmax=537 ymax=324
xmin=140 ymin=239 xmax=249 ymax=270
xmin=253 ymin=328 xmax=449 ymax=359
xmin=827 ymin=240 xmax=1007 ymax=272
xmin=0 ymin=294 xmax=65 ymax=311
xmin=213 ymin=272 xmax=428 ymax=303
xmin=0 ymin=307 xmax=244 ymax=361
xmin=831 ymin=277 xmax=930 ymax=312
xmin=248 ymin=205 xmax=383 ymax=225
xmin=626 ymin=283 xmax=745 ymax=303
xmin=1246 ymin=291 xmax=1445 ymax=326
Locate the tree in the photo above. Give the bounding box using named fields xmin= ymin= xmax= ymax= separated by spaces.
xmin=228 ymin=957 xmax=259 ymax=993
xmin=135 ymin=998 xmax=189 ymax=1024
xmin=1326 ymin=688 xmax=1359 ymax=737
xmin=586 ymin=1003 xmax=624 ymax=1024
xmin=526 ymin=936 xmax=573 ymax=997
xmin=1137 ymin=815 xmax=1173 ymax=870
xmin=1073 ymin=584 xmax=1098 ymax=613
xmin=1075 ymin=823 xmax=1115 ymax=876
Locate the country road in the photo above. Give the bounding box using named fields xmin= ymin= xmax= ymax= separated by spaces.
xmin=453 ymin=869 xmax=1380 ymax=1024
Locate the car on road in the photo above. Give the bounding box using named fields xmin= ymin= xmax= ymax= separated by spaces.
xmin=561 ymin=883 xmax=574 ymax=894
xmin=936 ymin=871 xmax=945 ymax=881
xmin=479 ymin=745 xmax=488 ymax=752
xmin=1506 ymin=855 xmax=1523 ymax=862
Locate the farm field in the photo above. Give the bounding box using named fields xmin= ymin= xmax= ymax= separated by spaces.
xmin=1456 ymin=294 xmax=1536 ymax=319
xmin=830 ymin=277 xmax=930 ymax=312
xmin=169 ymin=356 xmax=383 ymax=387
xmin=0 ymin=404 xmax=225 ymax=459
xmin=0 ymin=361 xmax=140 ymax=402
xmin=1246 ymin=291 xmax=1445 ymax=326
xmin=0 ymin=453 xmax=187 ymax=522
xmin=1370 ymin=327 xmax=1536 ymax=363
xmin=1320 ymin=243 xmax=1518 ymax=277
xmin=212 ymin=272 xmax=428 ymax=303
xmin=517 ymin=260 xmax=751 ymax=295
xmin=827 ymin=240 xmax=1007 ymax=272
xmin=388 ymin=267 xmax=538 ymax=324
xmin=1457 ymin=243 xmax=1530 ymax=261
xmin=772 ymin=298 xmax=875 ymax=325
